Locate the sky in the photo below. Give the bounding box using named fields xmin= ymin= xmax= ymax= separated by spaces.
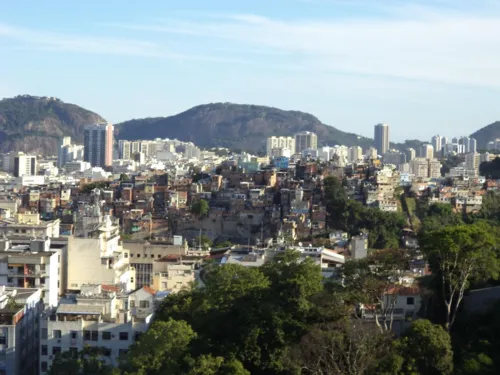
xmin=1 ymin=0 xmax=500 ymax=142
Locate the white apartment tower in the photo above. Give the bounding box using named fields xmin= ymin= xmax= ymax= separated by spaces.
xmin=266 ymin=136 xmax=295 ymax=156
xmin=431 ymin=135 xmax=442 ymax=156
xmin=294 ymin=132 xmax=318 ymax=154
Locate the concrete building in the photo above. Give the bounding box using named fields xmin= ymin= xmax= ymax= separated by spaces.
xmin=0 ymin=213 xmax=60 ymax=239
xmin=383 ymin=151 xmax=405 ymax=167
xmin=0 ymin=286 xmax=43 ymax=375
xmin=125 ymin=240 xmax=189 ymax=288
xmin=374 ymin=123 xmax=389 ymax=154
xmin=410 ymin=158 xmax=429 ymax=178
xmin=266 ymin=137 xmax=295 ymax=156
xmin=152 ymin=262 xmax=194 ymax=292
xmin=294 ymin=132 xmax=317 ymax=154
xmin=57 ymin=137 xmax=84 ymax=168
xmin=348 ymin=146 xmax=363 ymax=163
xmin=428 ymin=159 xmax=442 ymax=179
xmin=350 ymin=233 xmax=368 ymax=259
xmin=39 ymin=284 xmax=153 ymax=374
xmin=431 ymin=135 xmax=442 ymax=157
xmin=465 ymin=152 xmax=480 ymax=173
xmin=419 ymin=144 xmax=434 ymax=159
xmin=469 ymin=138 xmax=477 ymax=154
xmin=83 ymin=123 xmax=113 ymax=167
xmin=13 ymin=153 xmax=37 ymax=178
xmin=405 ymin=148 xmax=416 ymax=162
xmin=365 ymin=147 xmax=378 ymax=160
xmin=118 ymin=140 xmax=131 ymax=160
xmin=0 ymin=237 xmax=60 ymax=307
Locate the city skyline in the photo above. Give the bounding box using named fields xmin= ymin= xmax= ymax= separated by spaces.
xmin=2 ymin=1 xmax=500 ymax=142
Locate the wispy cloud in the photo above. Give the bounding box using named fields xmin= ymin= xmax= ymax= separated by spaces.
xmin=110 ymin=2 xmax=500 ymax=88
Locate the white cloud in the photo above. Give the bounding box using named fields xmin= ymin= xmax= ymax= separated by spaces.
xmin=112 ymin=3 xmax=500 ymax=88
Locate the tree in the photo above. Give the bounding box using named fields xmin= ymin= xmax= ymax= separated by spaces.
xmin=193 ymin=234 xmax=212 ymax=250
xmin=398 ymin=319 xmax=454 ymax=375
xmin=294 ymin=320 xmax=391 ymax=375
xmin=341 ymin=249 xmax=409 ymax=332
xmin=324 ymin=176 xmax=348 ymax=229
xmin=48 ymin=346 xmax=117 ymax=375
xmin=191 ymin=199 xmax=209 ymax=218
xmin=419 ymin=222 xmax=499 ymax=330
xmin=124 ymin=319 xmax=196 ymax=375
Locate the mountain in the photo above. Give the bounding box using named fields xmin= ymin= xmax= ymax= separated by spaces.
xmin=0 ymin=95 xmax=105 ymax=155
xmin=470 ymin=121 xmax=500 ymax=150
xmin=116 ymin=103 xmax=375 ymax=153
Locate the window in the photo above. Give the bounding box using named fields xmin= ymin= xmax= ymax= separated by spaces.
xmin=41 ymin=328 xmax=47 ymax=339
xmin=137 ymin=254 xmax=141 ymax=258
xmin=102 ymin=331 xmax=111 ymax=340
xmin=151 ymin=254 xmax=154 ymax=258
xmin=102 ymin=348 xmax=112 ymax=356
xmin=52 ymin=346 xmax=61 ymax=355
xmin=0 ymin=337 xmax=5 ymax=345
xmin=70 ymin=331 xmax=78 ymax=339
xmin=41 ymin=345 xmax=47 ymax=355
xmin=158 ymin=254 xmax=161 ymax=258
xmin=118 ymin=349 xmax=128 ymax=356
xmin=139 ymin=301 xmax=150 ymax=309
xmin=91 ymin=330 xmax=98 ymax=341
xmin=83 ymin=330 xmax=91 ymax=341
xmin=124 ymin=252 xmax=128 ymax=258
xmin=130 ymin=254 xmax=134 ymax=257
xmin=407 ymin=297 xmax=415 ymax=305
xmin=53 ymin=330 xmax=61 ymax=339
xmin=119 ymin=332 xmax=129 ymax=341
xmin=130 ymin=300 xmax=135 ymax=308
xmin=41 ymin=361 xmax=48 ymax=371
xmin=130 ymin=277 xmax=134 ymax=283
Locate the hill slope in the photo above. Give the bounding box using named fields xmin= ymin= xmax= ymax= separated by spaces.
xmin=0 ymin=95 xmax=105 ymax=155
xmin=116 ymin=103 xmax=374 ymax=153
xmin=470 ymin=121 xmax=500 ymax=149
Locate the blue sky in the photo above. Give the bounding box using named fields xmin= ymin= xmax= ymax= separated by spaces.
xmin=1 ymin=0 xmax=500 ymax=142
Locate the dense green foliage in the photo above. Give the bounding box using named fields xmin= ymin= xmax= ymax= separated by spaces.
xmin=191 ymin=199 xmax=210 ymax=218
xmin=324 ymin=177 xmax=406 ymax=248
xmin=480 ymin=158 xmax=500 ymax=179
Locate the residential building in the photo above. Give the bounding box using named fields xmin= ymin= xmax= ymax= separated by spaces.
xmin=13 ymin=153 xmax=37 ymax=177
xmin=39 ymin=284 xmax=153 ymax=374
xmin=428 ymin=159 xmax=442 ymax=178
xmin=118 ymin=140 xmax=132 ymax=160
xmin=405 ymin=148 xmax=416 ymax=162
xmin=83 ymin=123 xmax=113 ymax=167
xmin=431 ymin=135 xmax=442 ymax=157
xmin=124 ymin=240 xmax=188 ymax=288
xmin=294 ymin=132 xmax=317 ymax=154
xmin=410 ymin=158 xmax=429 ymax=178
xmin=348 ymin=146 xmax=363 ymax=163
xmin=266 ymin=137 xmax=295 ymax=157
xmin=374 ymin=123 xmax=389 ymax=154
xmin=469 ymin=138 xmax=477 ymax=154
xmin=465 ymin=152 xmax=480 ymax=173
xmin=350 ymin=233 xmax=368 ymax=259
xmin=0 ymin=237 xmax=60 ymax=307
xmin=152 ymin=262 xmax=194 ymax=292
xmin=419 ymin=144 xmax=434 ymax=159
xmin=0 ymin=213 xmax=61 ymax=239
xmin=0 ymin=286 xmax=43 ymax=375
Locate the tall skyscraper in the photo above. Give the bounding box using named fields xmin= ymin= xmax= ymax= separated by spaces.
xmin=294 ymin=132 xmax=318 ymax=153
xmin=431 ymin=135 xmax=442 ymax=157
xmin=84 ymin=123 xmax=114 ymax=167
xmin=374 ymin=123 xmax=389 ymax=155
xmin=469 ymin=138 xmax=477 ymax=154
xmin=441 ymin=137 xmax=449 ymax=146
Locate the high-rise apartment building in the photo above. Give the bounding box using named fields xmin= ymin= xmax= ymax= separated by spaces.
xmin=119 ymin=140 xmax=132 ymax=160
xmin=83 ymin=123 xmax=113 ymax=167
xmin=294 ymin=132 xmax=317 ymax=154
xmin=431 ymin=135 xmax=442 ymax=156
xmin=266 ymin=137 xmax=295 ymax=156
xmin=374 ymin=123 xmax=389 ymax=155
xmin=465 ymin=152 xmax=480 ymax=172
xmin=13 ymin=152 xmax=37 ymax=177
xmin=58 ymin=137 xmax=84 ymax=168
xmin=348 ymin=146 xmax=363 ymax=163
xmin=469 ymin=138 xmax=477 ymax=154
xmin=419 ymin=144 xmax=434 ymax=159
xmin=405 ymin=148 xmax=416 ymax=162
